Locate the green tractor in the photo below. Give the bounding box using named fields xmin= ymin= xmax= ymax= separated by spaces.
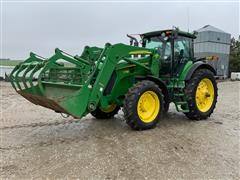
xmin=10 ymin=28 xmax=218 ymax=130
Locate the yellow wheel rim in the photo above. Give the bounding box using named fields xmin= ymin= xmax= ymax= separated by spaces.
xmin=100 ymin=104 xmax=117 ymax=113
xmin=137 ymin=91 xmax=160 ymax=123
xmin=195 ymin=78 xmax=214 ymax=112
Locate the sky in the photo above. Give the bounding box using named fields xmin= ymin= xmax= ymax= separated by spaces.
xmin=1 ymin=0 xmax=239 ymax=59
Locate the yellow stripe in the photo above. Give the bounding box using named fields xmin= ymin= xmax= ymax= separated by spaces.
xmin=129 ymin=50 xmax=152 ymax=55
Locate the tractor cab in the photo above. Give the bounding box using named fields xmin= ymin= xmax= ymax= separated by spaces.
xmin=128 ymin=29 xmax=196 ymax=77
xmin=141 ymin=29 xmax=196 ymax=76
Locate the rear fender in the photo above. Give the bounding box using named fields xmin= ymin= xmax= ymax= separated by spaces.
xmin=184 ymin=61 xmax=216 ymax=81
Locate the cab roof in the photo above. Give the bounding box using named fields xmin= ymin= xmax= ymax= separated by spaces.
xmin=141 ymin=29 xmax=196 ymax=39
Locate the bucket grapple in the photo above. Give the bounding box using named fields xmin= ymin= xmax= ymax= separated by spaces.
xmin=10 ymin=48 xmax=96 ymax=117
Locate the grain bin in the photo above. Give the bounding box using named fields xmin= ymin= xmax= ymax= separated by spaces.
xmin=194 ymin=25 xmax=231 ymax=78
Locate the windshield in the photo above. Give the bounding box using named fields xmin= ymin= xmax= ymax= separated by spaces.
xmin=144 ymin=36 xmax=171 ymax=59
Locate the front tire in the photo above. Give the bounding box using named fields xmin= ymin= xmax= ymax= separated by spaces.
xmin=123 ymin=80 xmax=164 ymax=130
xmin=91 ymin=104 xmax=120 ymax=119
xmin=184 ymin=69 xmax=218 ymax=120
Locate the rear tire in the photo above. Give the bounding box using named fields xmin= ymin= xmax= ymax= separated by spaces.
xmin=91 ymin=104 xmax=120 ymax=119
xmin=184 ymin=69 xmax=218 ymax=120
xmin=123 ymin=80 xmax=164 ymax=130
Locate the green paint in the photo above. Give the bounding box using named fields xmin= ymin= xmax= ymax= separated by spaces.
xmin=10 ymin=29 xmax=208 ymax=118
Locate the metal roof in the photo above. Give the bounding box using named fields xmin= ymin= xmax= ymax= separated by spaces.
xmin=141 ymin=29 xmax=196 ymax=39
xmin=196 ymin=25 xmax=228 ymax=34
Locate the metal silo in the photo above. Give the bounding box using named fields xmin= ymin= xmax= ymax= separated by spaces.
xmin=194 ymin=25 xmax=231 ymax=78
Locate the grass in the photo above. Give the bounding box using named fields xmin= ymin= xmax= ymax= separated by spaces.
xmin=0 ymin=59 xmax=23 ymax=66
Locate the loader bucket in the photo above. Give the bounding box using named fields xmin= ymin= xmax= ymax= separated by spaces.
xmin=10 ymin=48 xmax=93 ymax=118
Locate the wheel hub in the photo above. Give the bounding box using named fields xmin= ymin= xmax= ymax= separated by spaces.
xmin=195 ymin=78 xmax=214 ymax=112
xmin=137 ymin=91 xmax=160 ymax=123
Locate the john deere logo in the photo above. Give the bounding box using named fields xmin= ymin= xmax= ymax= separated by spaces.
xmin=129 ymin=50 xmax=152 ymax=55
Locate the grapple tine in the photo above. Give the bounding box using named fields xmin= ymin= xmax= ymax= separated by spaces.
xmin=29 ymin=64 xmax=40 ymax=88
xmin=22 ymin=64 xmax=36 ymax=89
xmin=10 ymin=52 xmax=46 ymax=92
xmin=14 ymin=64 xmax=28 ymax=91
xmin=9 ymin=65 xmax=19 ymax=90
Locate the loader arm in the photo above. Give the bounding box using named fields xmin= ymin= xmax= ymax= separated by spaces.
xmin=86 ymin=43 xmax=154 ymax=111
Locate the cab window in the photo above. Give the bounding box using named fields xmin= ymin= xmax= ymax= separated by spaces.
xmin=174 ymin=37 xmax=192 ymax=63
xmin=144 ymin=37 xmax=171 ymax=60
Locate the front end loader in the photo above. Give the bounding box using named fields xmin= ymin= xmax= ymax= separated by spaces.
xmin=10 ymin=28 xmax=218 ymax=130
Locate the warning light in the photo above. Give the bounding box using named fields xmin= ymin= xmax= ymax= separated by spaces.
xmin=165 ymin=31 xmax=172 ymax=35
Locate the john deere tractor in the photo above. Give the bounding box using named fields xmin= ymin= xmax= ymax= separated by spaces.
xmin=10 ymin=28 xmax=218 ymax=130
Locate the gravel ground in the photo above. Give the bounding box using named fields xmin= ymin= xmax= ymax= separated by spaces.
xmin=0 ymin=81 xmax=239 ymax=179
